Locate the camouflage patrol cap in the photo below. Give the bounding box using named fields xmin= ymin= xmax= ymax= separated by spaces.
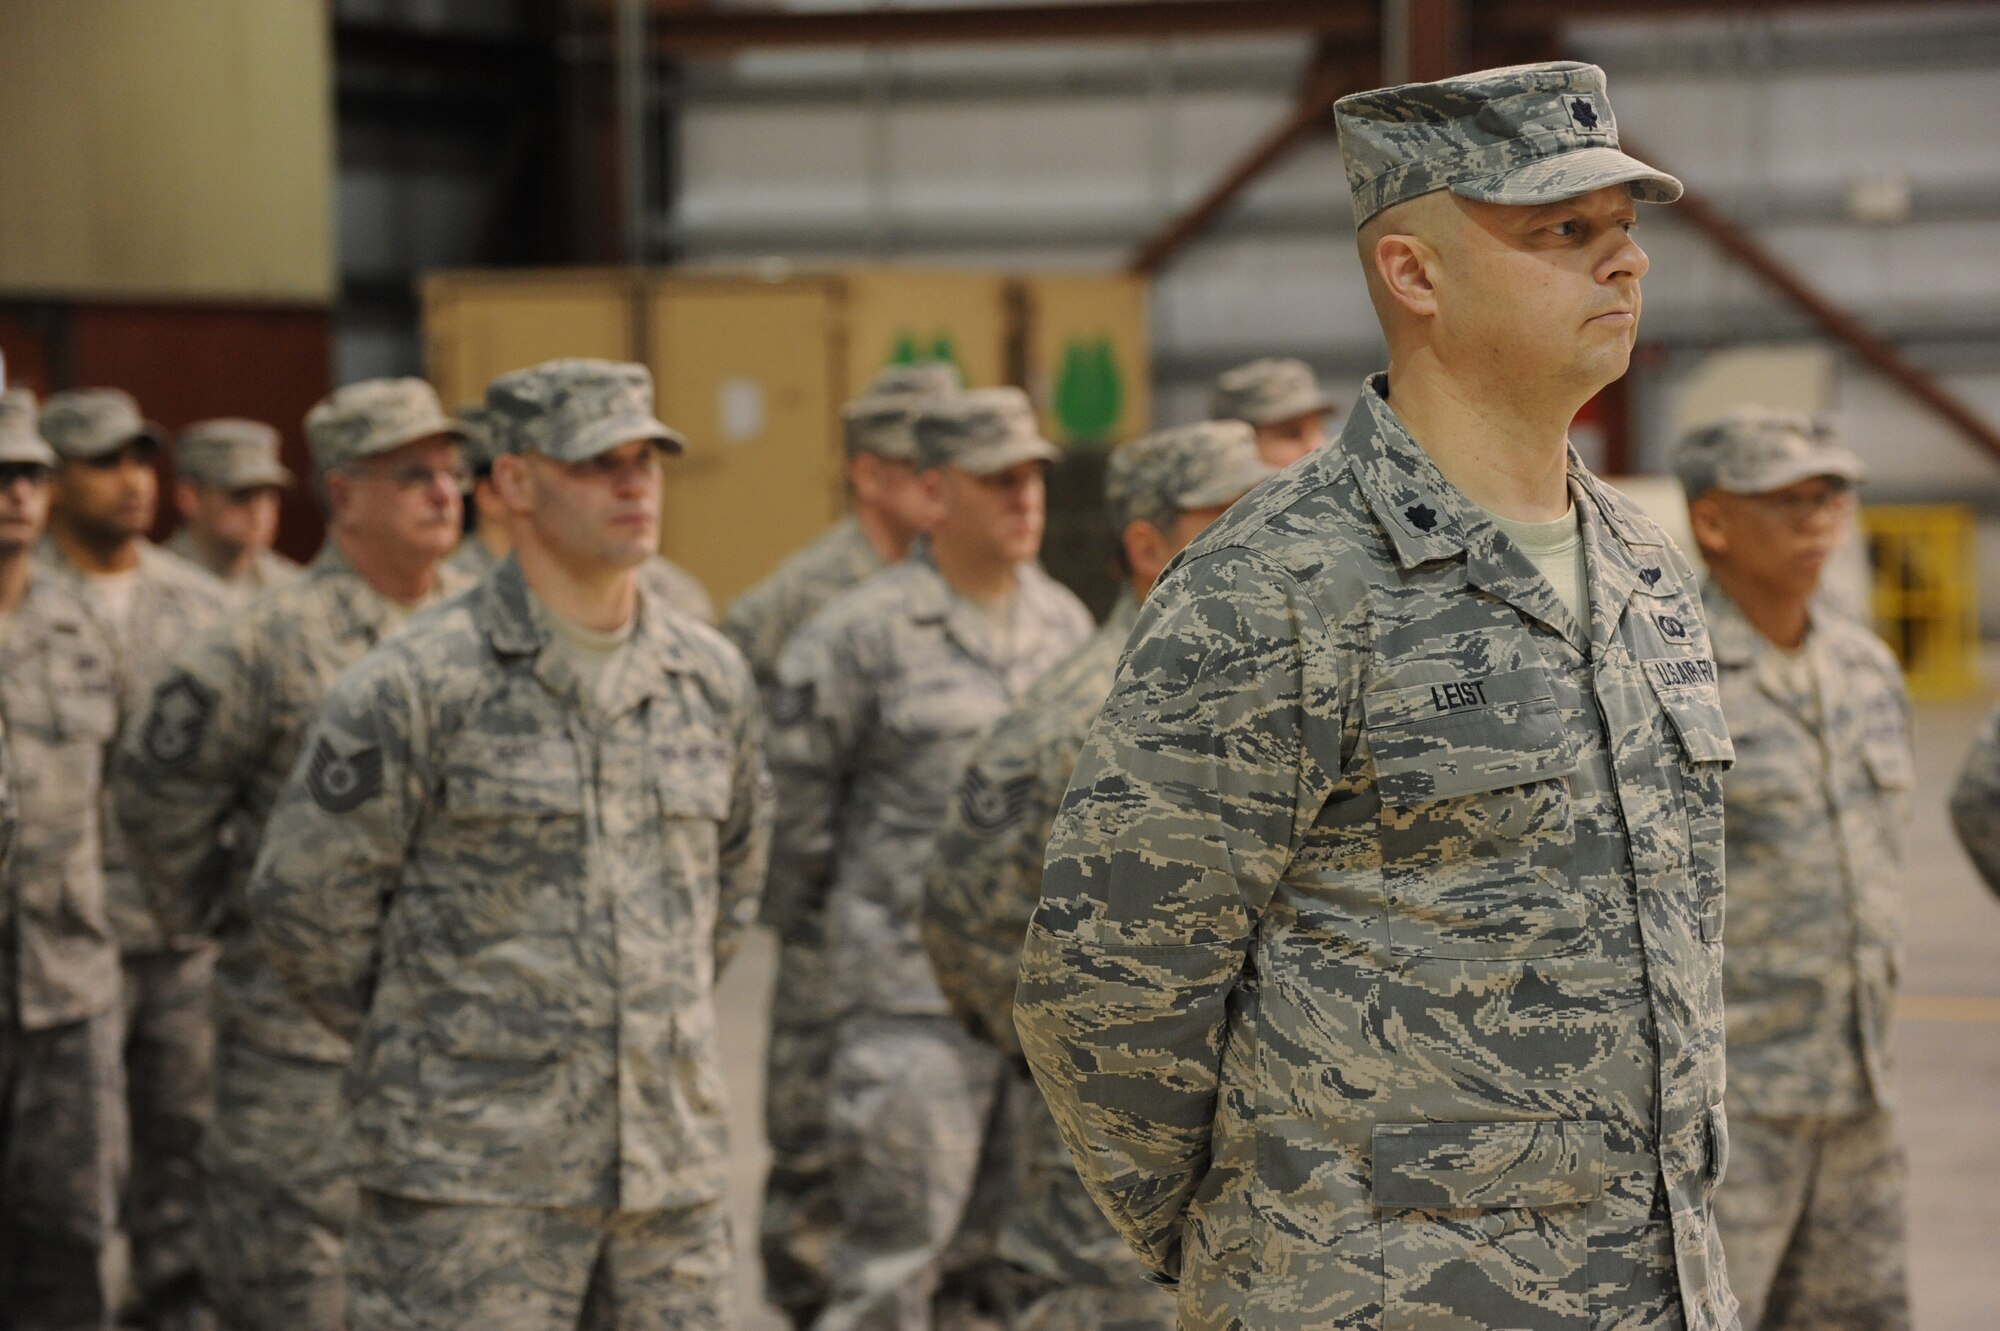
xmin=39 ymin=388 xmax=167 ymax=461
xmin=1211 ymin=358 xmax=1339 ymax=428
xmin=456 ymin=402 xmax=503 ymax=477
xmin=305 ymin=378 xmax=465 ymax=474
xmin=175 ymin=419 xmax=295 ymax=490
xmin=485 ymin=358 xmax=686 ymax=462
xmin=1106 ymin=420 xmax=1274 ymax=532
xmin=0 ymin=390 xmax=57 ymax=468
xmin=1335 ymin=61 xmax=1681 ymax=227
xmin=842 ymin=393 xmax=931 ymax=461
xmin=913 ymin=387 xmax=1060 ymax=475
xmin=867 ymin=362 xmax=964 ymax=398
xmin=1672 ymin=407 xmax=1866 ymax=502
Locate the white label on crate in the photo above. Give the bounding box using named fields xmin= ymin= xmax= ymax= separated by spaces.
xmin=719 ymin=378 xmax=767 ymax=443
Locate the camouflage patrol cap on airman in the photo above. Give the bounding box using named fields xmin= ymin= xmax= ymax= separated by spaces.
xmin=39 ymin=387 xmax=167 ymax=461
xmin=1106 ymin=420 xmax=1275 ymax=532
xmin=1335 ymin=61 xmax=1682 ymax=227
xmin=1211 ymin=358 xmax=1340 ymax=428
xmin=866 ymin=362 xmax=964 ymax=398
xmin=1672 ymin=407 xmax=1865 ymax=501
xmin=485 ymin=358 xmax=686 ymax=462
xmin=913 ymin=387 xmax=1061 ymax=475
xmin=456 ymin=402 xmax=503 ymax=477
xmin=305 ymin=377 xmax=465 ymax=474
xmin=0 ymin=390 xmax=57 ymax=468
xmin=842 ymin=393 xmax=931 ymax=461
xmin=176 ymin=419 xmax=295 ymax=490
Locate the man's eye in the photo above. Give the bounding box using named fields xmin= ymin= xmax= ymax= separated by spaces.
xmin=1547 ymin=219 xmax=1579 ymax=238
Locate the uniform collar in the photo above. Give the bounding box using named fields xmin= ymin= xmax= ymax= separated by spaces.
xmin=480 ymin=553 xmax=695 ymax=719
xmin=903 ymin=542 xmax=1068 ymax=675
xmin=1345 ymin=374 xmax=1678 ymax=655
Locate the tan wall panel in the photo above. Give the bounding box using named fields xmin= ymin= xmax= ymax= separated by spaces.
xmin=646 ymin=278 xmax=844 ymax=605
xmin=0 ymin=1 xmax=333 ymax=302
xmin=1019 ymin=273 xmax=1150 ymax=448
xmin=840 ymin=269 xmax=1010 ymax=398
xmin=422 ymin=272 xmax=637 ymax=410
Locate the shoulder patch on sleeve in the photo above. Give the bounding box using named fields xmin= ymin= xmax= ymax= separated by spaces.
xmin=142 ymin=673 xmax=218 ymax=770
xmin=306 ymin=738 xmax=384 ymax=813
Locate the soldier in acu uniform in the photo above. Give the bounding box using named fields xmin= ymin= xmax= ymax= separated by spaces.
xmin=1211 ymin=358 xmax=1341 ymax=468
xmin=449 ymin=395 xmax=719 ymax=624
xmin=0 ymin=389 xmax=129 ymax=1331
xmin=165 ymin=419 xmax=302 ymax=604
xmin=249 ymin=359 xmax=773 ymax=1331
xmin=1016 ymin=62 xmax=1743 ymax=1331
xmin=724 ymin=361 xmax=958 ymax=1328
xmin=921 ymin=421 xmax=1272 ymax=1331
xmin=767 ymin=387 xmax=1092 ymax=1331
xmin=1672 ymin=411 xmax=1912 ymax=1331
xmin=38 ymin=388 xmax=229 ymax=1331
xmin=1948 ymin=711 xmax=2000 ymax=899
xmin=113 ymin=377 xmax=471 ymax=1330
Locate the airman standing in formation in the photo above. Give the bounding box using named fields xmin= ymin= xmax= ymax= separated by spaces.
xmin=1673 ymin=410 xmax=1913 ymax=1331
xmin=0 ymin=388 xmax=129 ymax=1331
xmin=767 ymin=386 xmax=1091 ymax=1331
xmin=1017 ymin=62 xmax=1741 ymax=1331
xmin=1210 ymin=357 xmax=1340 ymax=468
xmin=249 ymin=359 xmax=773 ymax=1330
xmin=921 ymin=420 xmax=1272 ymax=1331
xmin=113 ymin=377 xmax=472 ymax=1329
xmin=447 ymin=395 xmax=718 ymax=624
xmin=724 ymin=360 xmax=961 ymax=1328
xmin=165 ymin=418 xmax=303 ymax=604
xmin=1949 ymin=710 xmax=2000 ymax=898
xmin=38 ymin=387 xmax=230 ymax=1331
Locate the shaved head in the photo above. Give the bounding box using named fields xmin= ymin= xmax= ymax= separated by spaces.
xmin=1357 ymin=191 xmax=1461 ymax=333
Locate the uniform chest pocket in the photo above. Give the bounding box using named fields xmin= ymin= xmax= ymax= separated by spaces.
xmin=1365 ymin=667 xmax=1583 ymax=961
xmin=1647 ymin=674 xmax=1733 ymax=943
xmin=441 ymin=738 xmax=585 ymax=820
xmin=653 ymin=734 xmax=733 ymax=822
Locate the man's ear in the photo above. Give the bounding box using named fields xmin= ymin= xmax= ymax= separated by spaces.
xmin=1687 ymin=493 xmax=1730 ymax=561
xmin=490 ymin=453 xmax=534 ymax=515
xmin=1374 ymin=230 xmax=1443 ymax=321
xmin=173 ymin=481 xmax=201 ymax=521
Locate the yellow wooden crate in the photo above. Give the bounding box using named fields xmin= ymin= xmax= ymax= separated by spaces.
xmin=1862 ymin=503 xmax=1981 ymax=699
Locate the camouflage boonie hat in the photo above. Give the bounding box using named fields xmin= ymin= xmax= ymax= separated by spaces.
xmin=1335 ymin=61 xmax=1681 ymax=227
xmin=305 ymin=378 xmax=465 ymax=474
xmin=485 ymin=359 xmax=686 ymax=462
xmin=39 ymin=388 xmax=167 ymax=461
xmin=1211 ymin=359 xmax=1339 ymax=427
xmin=456 ymin=402 xmax=503 ymax=477
xmin=867 ymin=362 xmax=963 ymax=398
xmin=175 ymin=419 xmax=295 ymax=490
xmin=913 ymin=387 xmax=1060 ymax=475
xmin=1106 ymin=420 xmax=1275 ymax=532
xmin=1672 ymin=408 xmax=1866 ymax=502
xmin=0 ymin=390 xmax=57 ymax=468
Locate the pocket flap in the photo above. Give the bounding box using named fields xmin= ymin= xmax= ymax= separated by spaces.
xmin=444 ymin=738 xmax=584 ymax=817
xmin=1366 ymin=668 xmax=1576 ymax=805
xmin=1646 ymin=669 xmax=1735 ymax=768
xmin=1862 ymin=736 xmax=1914 ymax=791
xmin=1372 ymin=1120 xmax=1605 ymax=1211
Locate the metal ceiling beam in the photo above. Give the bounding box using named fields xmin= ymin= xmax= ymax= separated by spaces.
xmin=629 ymin=1 xmax=1375 ymax=55
xmin=1629 ymin=137 xmax=2000 ymax=464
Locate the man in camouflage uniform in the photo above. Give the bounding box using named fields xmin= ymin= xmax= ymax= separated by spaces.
xmin=1017 ymin=63 xmax=1742 ymax=1331
xmin=0 ymin=389 xmax=129 ymax=1331
xmin=38 ymin=388 xmax=229 ymax=1331
xmin=768 ymin=387 xmax=1092 ymax=1331
xmin=113 ymin=378 xmax=471 ymax=1329
xmin=1673 ymin=411 xmax=1911 ymax=1331
xmin=921 ymin=421 xmax=1271 ymax=1331
xmin=449 ymin=396 xmax=719 ymax=623
xmin=166 ymin=418 xmax=302 ymax=603
xmin=1211 ymin=358 xmax=1340 ymax=469
xmin=724 ymin=361 xmax=959 ymax=1327
xmin=250 ymin=359 xmax=773 ymax=1330
xmin=1948 ymin=712 xmax=2000 ymax=897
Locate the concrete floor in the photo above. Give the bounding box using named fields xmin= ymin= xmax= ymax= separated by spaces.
xmin=712 ymin=684 xmax=2000 ymax=1331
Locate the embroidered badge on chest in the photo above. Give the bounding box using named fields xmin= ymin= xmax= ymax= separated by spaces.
xmin=306 ymin=738 xmax=384 ymax=812
xmin=142 ymin=674 xmax=217 ymax=770
xmin=959 ymin=765 xmax=1036 ymax=834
